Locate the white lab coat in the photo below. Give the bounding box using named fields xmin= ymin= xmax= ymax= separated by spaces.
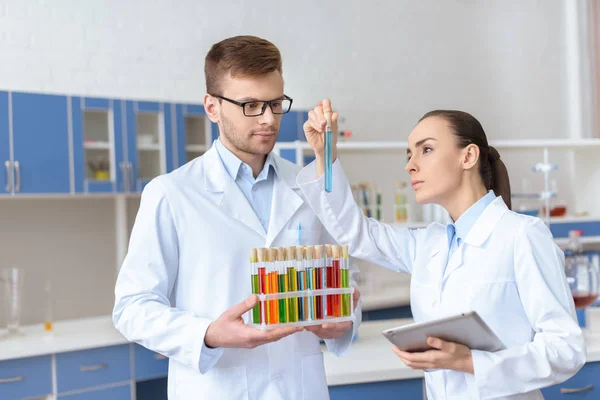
xmin=297 ymin=160 xmax=586 ymax=400
xmin=113 ymin=147 xmax=361 ymax=400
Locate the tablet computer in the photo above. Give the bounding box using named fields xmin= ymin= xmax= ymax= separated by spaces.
xmin=381 ymin=311 xmax=506 ymax=353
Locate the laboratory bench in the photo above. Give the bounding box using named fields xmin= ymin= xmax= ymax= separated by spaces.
xmin=2 ymin=313 xmax=600 ymax=399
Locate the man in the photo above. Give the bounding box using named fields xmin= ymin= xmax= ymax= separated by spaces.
xmin=113 ymin=35 xmax=361 ymax=400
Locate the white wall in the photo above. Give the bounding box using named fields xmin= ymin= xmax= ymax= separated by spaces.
xmin=0 ymin=0 xmax=596 ymax=325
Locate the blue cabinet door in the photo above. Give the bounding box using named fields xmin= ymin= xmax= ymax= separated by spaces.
xmin=71 ymin=97 xmax=127 ymax=193
xmin=0 ymin=355 xmax=53 ymax=400
xmin=125 ymin=101 xmax=170 ymax=192
xmin=329 ymin=378 xmax=424 ymax=399
xmin=542 ymin=362 xmax=600 ymax=399
xmin=174 ymin=103 xmax=207 ymax=168
xmin=11 ymin=92 xmax=71 ymax=194
xmin=0 ymin=91 xmax=11 ymax=195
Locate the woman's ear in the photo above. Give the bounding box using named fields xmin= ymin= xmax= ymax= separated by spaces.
xmin=461 ymin=144 xmax=480 ymax=170
xmin=204 ymin=94 xmax=220 ymax=123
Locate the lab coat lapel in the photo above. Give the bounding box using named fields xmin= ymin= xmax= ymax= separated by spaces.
xmin=426 ymin=233 xmax=449 ymax=280
xmin=442 ymin=197 xmax=509 ymax=281
xmin=265 ymin=155 xmax=303 ymax=247
xmin=203 ymin=146 xmax=266 ymax=238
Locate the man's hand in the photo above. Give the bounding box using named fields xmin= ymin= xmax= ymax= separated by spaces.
xmin=204 ymin=295 xmax=302 ymax=349
xmin=305 ymin=287 xmax=360 ymax=339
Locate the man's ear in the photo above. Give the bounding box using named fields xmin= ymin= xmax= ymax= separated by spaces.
xmin=462 ymin=144 xmax=480 ymax=171
xmin=204 ymin=94 xmax=219 ymax=123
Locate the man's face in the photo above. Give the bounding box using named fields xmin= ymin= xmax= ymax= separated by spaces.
xmin=208 ymin=71 xmax=284 ymax=157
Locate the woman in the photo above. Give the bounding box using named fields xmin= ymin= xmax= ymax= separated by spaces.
xmin=296 ymin=99 xmax=585 ymax=399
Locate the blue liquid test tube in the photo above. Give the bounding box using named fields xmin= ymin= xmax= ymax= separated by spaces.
xmin=324 ymin=110 xmax=333 ymax=193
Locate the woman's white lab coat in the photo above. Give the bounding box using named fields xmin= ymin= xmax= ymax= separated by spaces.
xmin=113 ymin=147 xmax=360 ymax=400
xmin=297 ymin=160 xmax=585 ymax=400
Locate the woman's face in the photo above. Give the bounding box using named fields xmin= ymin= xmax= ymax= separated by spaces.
xmin=405 ymin=116 xmax=465 ymax=205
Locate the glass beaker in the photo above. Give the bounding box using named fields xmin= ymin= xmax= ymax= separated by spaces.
xmin=1 ymin=267 xmax=24 ymax=337
xmin=566 ymin=254 xmax=600 ymax=309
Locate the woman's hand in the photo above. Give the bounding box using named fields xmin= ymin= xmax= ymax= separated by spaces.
xmin=392 ymin=337 xmax=474 ymax=374
xmin=303 ymin=98 xmax=339 ymax=177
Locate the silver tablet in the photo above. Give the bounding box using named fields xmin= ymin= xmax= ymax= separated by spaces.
xmin=381 ymin=311 xmax=506 ymax=353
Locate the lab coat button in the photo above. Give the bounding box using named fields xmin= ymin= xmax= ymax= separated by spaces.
xmin=271 ymin=373 xmax=282 ymax=381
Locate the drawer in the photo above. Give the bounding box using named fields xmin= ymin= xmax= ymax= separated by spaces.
xmin=542 ymin=362 xmax=600 ymax=399
xmin=56 ymin=344 xmax=131 ymax=393
xmin=58 ymin=383 xmax=131 ymax=399
xmin=0 ymin=355 xmax=52 ymax=399
xmin=134 ymin=344 xmax=168 ymax=381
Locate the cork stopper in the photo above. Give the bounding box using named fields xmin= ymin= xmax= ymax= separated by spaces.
xmin=325 ymin=244 xmax=333 ymax=258
xmin=285 ymin=246 xmax=295 ymax=261
xmin=276 ymin=247 xmax=285 ymax=262
xmin=305 ymin=245 xmax=314 ymax=260
xmin=314 ymin=245 xmax=324 ymax=259
xmin=332 ymin=244 xmax=341 ymax=259
xmin=295 ymin=246 xmax=304 ymax=260
xmin=323 ymin=100 xmax=332 ymax=127
xmin=256 ymin=248 xmax=266 ymax=263
xmin=268 ymin=248 xmax=277 ymax=263
xmin=341 ymin=244 xmax=349 ymax=258
xmin=250 ymin=248 xmax=257 ymax=262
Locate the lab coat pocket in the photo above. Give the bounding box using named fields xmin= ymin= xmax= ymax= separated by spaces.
xmin=176 ymin=365 xmax=249 ymax=400
xmin=302 ymin=353 xmax=329 ymax=400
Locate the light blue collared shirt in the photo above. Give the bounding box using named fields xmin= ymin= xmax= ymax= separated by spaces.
xmin=214 ymin=138 xmax=276 ymax=233
xmin=446 ymin=190 xmax=497 ymax=261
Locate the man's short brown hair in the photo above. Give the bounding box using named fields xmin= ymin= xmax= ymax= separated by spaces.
xmin=205 ymin=35 xmax=283 ymax=95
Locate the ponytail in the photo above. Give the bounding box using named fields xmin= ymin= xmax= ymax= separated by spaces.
xmin=486 ymin=146 xmax=511 ymax=210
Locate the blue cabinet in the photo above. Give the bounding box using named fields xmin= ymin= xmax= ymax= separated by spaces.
xmin=56 ymin=344 xmax=130 ymax=393
xmin=542 ymin=361 xmax=599 ymax=399
xmin=58 ymin=383 xmax=131 ymax=399
xmin=71 ymin=97 xmax=129 ymax=193
xmin=125 ymin=101 xmax=173 ymax=192
xmin=329 ymin=378 xmax=424 ymax=399
xmin=0 ymin=355 xmax=52 ymax=399
xmin=134 ymin=344 xmax=168 ymax=381
xmin=174 ymin=103 xmax=209 ymax=168
xmin=0 ymin=91 xmax=10 ymax=195
xmin=11 ymin=92 xmax=71 ymax=194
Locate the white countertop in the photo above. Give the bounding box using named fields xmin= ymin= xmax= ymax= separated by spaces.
xmin=3 ymin=312 xmax=600 ymax=387
xmin=0 ymin=316 xmax=128 ymax=362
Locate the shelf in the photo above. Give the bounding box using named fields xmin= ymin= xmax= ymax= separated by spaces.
xmin=186 ymin=144 xmax=206 ymax=152
xmin=274 ymin=138 xmax=600 ymax=152
xmin=84 ymin=141 xmax=111 ymax=150
xmin=137 ymin=143 xmax=160 ymax=151
xmin=555 ymin=236 xmax=600 ymax=246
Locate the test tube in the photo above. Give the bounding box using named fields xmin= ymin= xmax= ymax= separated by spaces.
xmin=277 ymin=247 xmax=287 ymax=324
xmin=305 ymin=246 xmax=315 ymax=320
xmin=250 ymin=248 xmax=261 ymax=324
xmin=324 ymin=108 xmax=333 ymax=193
xmin=286 ymin=246 xmax=298 ymax=322
xmin=256 ymin=248 xmax=268 ymax=324
xmin=296 ymin=246 xmax=306 ymax=321
xmin=341 ymin=244 xmax=351 ymax=317
xmin=325 ymin=244 xmax=334 ymax=317
xmin=314 ymin=245 xmax=325 ymax=320
xmin=332 ymin=245 xmax=341 ymax=317
xmin=268 ymin=248 xmax=280 ymax=325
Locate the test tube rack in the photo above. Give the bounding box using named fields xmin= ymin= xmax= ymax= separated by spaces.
xmin=249 ymin=244 xmax=355 ymax=330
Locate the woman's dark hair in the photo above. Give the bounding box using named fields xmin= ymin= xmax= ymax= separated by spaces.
xmin=419 ymin=110 xmax=512 ymax=209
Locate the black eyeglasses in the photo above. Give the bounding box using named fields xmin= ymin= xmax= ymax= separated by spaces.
xmin=211 ymin=94 xmax=293 ymax=117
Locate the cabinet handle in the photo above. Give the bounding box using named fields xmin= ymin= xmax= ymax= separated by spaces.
xmin=4 ymin=161 xmax=11 ymax=192
xmin=120 ymin=162 xmax=128 ymax=193
xmin=560 ymin=385 xmax=593 ymax=394
xmin=0 ymin=375 xmax=25 ymax=384
xmin=80 ymin=363 xmax=108 ymax=372
xmin=13 ymin=160 xmax=20 ymax=192
xmin=154 ymin=353 xmax=167 ymax=360
xmin=128 ymin=162 xmax=135 ymax=192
